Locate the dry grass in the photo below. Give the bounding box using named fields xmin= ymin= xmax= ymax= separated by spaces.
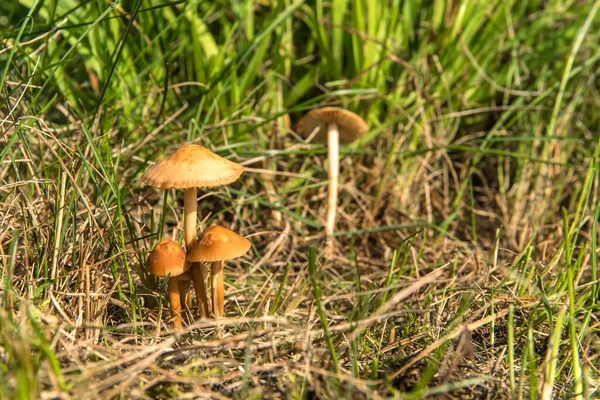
xmin=2 ymin=110 xmax=598 ymax=398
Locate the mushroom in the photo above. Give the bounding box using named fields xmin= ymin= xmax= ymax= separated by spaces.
xmin=187 ymin=225 xmax=251 ymax=318
xmin=141 ymin=144 xmax=244 ymax=317
xmin=146 ymin=239 xmax=190 ymax=330
xmin=297 ymin=107 xmax=367 ymax=245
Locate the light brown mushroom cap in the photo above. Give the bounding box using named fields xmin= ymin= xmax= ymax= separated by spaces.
xmin=141 ymin=144 xmax=244 ymax=190
xmin=187 ymin=225 xmax=251 ymax=262
xmin=297 ymin=107 xmax=367 ymax=144
xmin=147 ymin=240 xmax=189 ymax=277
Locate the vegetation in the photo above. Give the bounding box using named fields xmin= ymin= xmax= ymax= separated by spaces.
xmin=1 ymin=0 xmax=599 ymax=398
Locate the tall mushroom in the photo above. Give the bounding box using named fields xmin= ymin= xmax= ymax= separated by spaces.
xmin=141 ymin=144 xmax=244 ymax=317
xmin=187 ymin=225 xmax=251 ymax=318
xmin=297 ymin=107 xmax=367 ymax=245
xmin=146 ymin=240 xmax=190 ymax=330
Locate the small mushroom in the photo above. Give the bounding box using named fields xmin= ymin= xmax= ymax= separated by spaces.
xmin=146 ymin=240 xmax=190 ymax=330
xmin=142 ymin=144 xmax=244 ymax=318
xmin=297 ymin=107 xmax=367 ymax=245
xmin=187 ymin=225 xmax=251 ymax=318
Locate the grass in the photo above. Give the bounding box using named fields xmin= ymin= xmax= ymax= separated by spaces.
xmin=1 ymin=0 xmax=600 ymax=398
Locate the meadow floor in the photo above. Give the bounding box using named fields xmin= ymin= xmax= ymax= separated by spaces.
xmin=1 ymin=1 xmax=600 ymax=399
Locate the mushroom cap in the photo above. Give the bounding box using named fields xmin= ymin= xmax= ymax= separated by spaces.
xmin=187 ymin=225 xmax=251 ymax=262
xmin=296 ymin=107 xmax=367 ymax=144
xmin=141 ymin=144 xmax=244 ymax=190
xmin=147 ymin=240 xmax=189 ymax=277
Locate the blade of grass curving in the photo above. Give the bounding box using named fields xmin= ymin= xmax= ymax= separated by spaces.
xmin=561 ymin=209 xmax=583 ymax=399
xmin=508 ymin=305 xmax=515 ymax=395
xmin=29 ymin=1 xmax=118 ymax=110
xmin=270 ymin=262 xmax=291 ymax=314
xmin=545 ymin=0 xmax=600 ymax=139
xmin=590 ymin=138 xmax=600 ymax=304
xmin=0 ymin=131 xmax=20 ymax=161
xmin=379 ymin=249 xmax=399 ymax=308
xmin=308 ymin=246 xmax=340 ymax=375
xmin=94 ymin=0 xmax=143 ymax=115
xmin=541 ymin=305 xmax=567 ymax=400
xmin=527 ymin=327 xmax=538 ymax=400
xmin=0 ymin=0 xmax=37 ymax=104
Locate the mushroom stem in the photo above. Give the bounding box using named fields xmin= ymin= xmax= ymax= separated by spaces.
xmin=184 ymin=188 xmax=197 ymax=249
xmin=178 ymin=279 xmax=192 ymax=310
xmin=184 ymin=188 xmax=210 ymax=317
xmin=192 ymin=266 xmax=211 ymax=318
xmin=326 ymin=122 xmax=340 ymax=241
xmin=167 ymin=276 xmax=182 ymax=330
xmin=211 ymin=261 xmax=224 ymax=318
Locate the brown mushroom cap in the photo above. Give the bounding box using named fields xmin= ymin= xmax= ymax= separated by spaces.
xmin=296 ymin=107 xmax=367 ymax=144
xmin=141 ymin=144 xmax=244 ymax=190
xmin=187 ymin=225 xmax=251 ymax=262
xmin=147 ymin=240 xmax=189 ymax=277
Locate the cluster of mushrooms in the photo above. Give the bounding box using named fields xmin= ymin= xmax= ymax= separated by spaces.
xmin=142 ymin=107 xmax=367 ymax=330
xmin=142 ymin=145 xmax=250 ymax=329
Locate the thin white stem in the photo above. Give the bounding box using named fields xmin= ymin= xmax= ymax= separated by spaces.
xmin=183 ymin=188 xmax=197 ymax=250
xmin=326 ymin=123 xmax=339 ymax=240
